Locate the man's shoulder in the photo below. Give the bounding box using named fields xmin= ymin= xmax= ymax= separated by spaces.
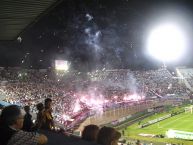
xmin=17 ymin=130 xmax=36 ymax=137
xmin=7 ymin=130 xmax=39 ymax=145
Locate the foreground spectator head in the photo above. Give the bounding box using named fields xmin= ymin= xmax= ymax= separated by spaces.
xmin=45 ymin=98 xmax=52 ymax=109
xmin=24 ymin=105 xmax=30 ymax=113
xmin=0 ymin=105 xmax=23 ymax=129
xmin=97 ymin=126 xmax=121 ymax=145
xmin=82 ymin=124 xmax=99 ymax=142
xmin=36 ymin=103 xmax=44 ymax=111
xmin=0 ymin=105 xmax=48 ymax=145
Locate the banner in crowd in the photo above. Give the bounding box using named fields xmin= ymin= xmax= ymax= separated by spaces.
xmin=111 ymin=115 xmax=132 ymax=125
xmin=141 ymin=114 xmax=171 ymax=128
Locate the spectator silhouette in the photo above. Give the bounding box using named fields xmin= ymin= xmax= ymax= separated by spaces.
xmin=0 ymin=105 xmax=47 ymax=145
xmin=97 ymin=126 xmax=121 ymax=145
xmin=35 ymin=103 xmax=44 ymax=129
xmin=22 ymin=106 xmax=33 ymax=132
xmin=42 ymin=98 xmax=54 ymax=130
xmin=81 ymin=124 xmax=99 ymax=142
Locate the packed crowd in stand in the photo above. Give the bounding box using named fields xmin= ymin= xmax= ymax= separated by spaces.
xmin=178 ymin=68 xmax=193 ymax=88
xmin=0 ymin=67 xmax=191 ymax=145
xmin=0 ymin=68 xmax=190 ymax=125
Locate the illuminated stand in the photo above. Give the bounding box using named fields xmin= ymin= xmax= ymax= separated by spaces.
xmin=185 ymin=105 xmax=193 ymax=114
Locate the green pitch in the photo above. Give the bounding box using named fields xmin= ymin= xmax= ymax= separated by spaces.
xmin=125 ymin=112 xmax=193 ymax=145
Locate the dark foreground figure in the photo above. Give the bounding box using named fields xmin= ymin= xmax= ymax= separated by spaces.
xmin=0 ymin=105 xmax=47 ymax=145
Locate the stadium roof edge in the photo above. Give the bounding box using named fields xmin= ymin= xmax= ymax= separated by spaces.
xmin=0 ymin=0 xmax=63 ymax=41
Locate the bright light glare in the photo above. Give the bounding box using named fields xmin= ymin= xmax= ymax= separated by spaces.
xmin=55 ymin=60 xmax=69 ymax=71
xmin=147 ymin=23 xmax=187 ymax=62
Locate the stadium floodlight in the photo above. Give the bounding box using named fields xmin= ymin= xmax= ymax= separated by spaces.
xmin=55 ymin=60 xmax=70 ymax=71
xmin=63 ymin=63 xmax=69 ymax=71
xmin=147 ymin=23 xmax=187 ymax=62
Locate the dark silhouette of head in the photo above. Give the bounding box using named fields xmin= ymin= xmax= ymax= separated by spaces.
xmin=81 ymin=124 xmax=99 ymax=142
xmin=44 ymin=98 xmax=52 ymax=109
xmin=97 ymin=126 xmax=121 ymax=145
xmin=24 ymin=106 xmax=30 ymax=113
xmin=36 ymin=103 xmax=44 ymax=112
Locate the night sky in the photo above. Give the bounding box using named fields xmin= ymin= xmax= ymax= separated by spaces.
xmin=1 ymin=0 xmax=193 ymax=71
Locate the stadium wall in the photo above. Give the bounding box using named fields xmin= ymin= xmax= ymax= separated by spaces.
xmin=77 ymin=99 xmax=176 ymax=131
